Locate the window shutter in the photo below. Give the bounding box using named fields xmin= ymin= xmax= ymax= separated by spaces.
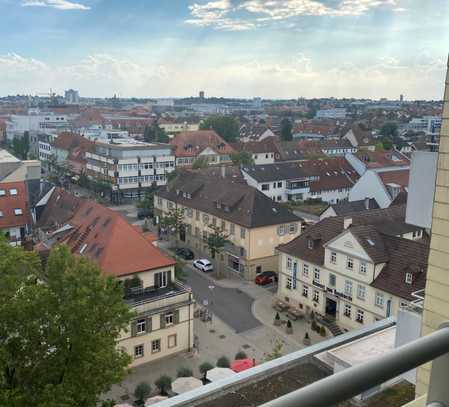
xmin=174 ymin=309 xmax=180 ymax=324
xmin=154 ymin=273 xmax=160 ymax=288
xmin=131 ymin=321 xmax=137 ymax=337
xmin=146 ymin=316 xmax=152 ymax=333
xmin=160 ymin=313 xmax=166 ymax=329
xmin=167 ymin=270 xmax=172 ymax=285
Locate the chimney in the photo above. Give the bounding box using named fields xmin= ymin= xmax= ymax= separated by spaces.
xmin=344 ymin=217 xmax=352 ymax=229
xmin=220 ymin=166 xmax=226 ymax=179
xmin=364 ymin=197 xmax=370 ymax=210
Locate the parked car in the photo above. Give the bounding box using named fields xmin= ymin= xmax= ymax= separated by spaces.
xmin=193 ymin=259 xmax=213 ymax=272
xmin=255 ymin=271 xmax=278 ymax=285
xmin=175 ymin=248 xmax=194 ymax=260
xmin=137 ymin=208 xmax=153 ymax=219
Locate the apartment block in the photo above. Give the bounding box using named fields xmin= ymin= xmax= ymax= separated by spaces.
xmin=154 ymin=172 xmax=301 ymax=280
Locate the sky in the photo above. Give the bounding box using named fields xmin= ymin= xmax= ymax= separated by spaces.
xmin=0 ymin=0 xmax=448 ymax=99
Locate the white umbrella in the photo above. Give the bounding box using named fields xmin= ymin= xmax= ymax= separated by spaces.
xmin=171 ymin=376 xmax=203 ymax=394
xmin=145 ymin=395 xmax=168 ymax=405
xmin=206 ymin=367 xmax=236 ymax=382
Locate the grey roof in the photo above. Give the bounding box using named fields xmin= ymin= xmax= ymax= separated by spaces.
xmin=242 ymin=162 xmax=308 ymax=183
xmin=327 ymin=198 xmax=380 ymax=216
xmin=156 ymin=172 xmax=301 ymax=228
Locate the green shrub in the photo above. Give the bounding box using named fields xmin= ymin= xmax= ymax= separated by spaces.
xmin=199 ymin=362 xmax=214 ymax=377
xmin=216 ymin=356 xmax=230 ymax=368
xmin=235 ymin=350 xmax=247 ymax=360
xmin=155 ymin=375 xmax=172 ymax=395
xmin=134 ymin=381 xmax=151 ymax=402
xmin=177 ymin=367 xmax=193 ymax=378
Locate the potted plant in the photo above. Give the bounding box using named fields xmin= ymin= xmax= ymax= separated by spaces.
xmin=274 ymin=312 xmax=281 ymax=326
xmin=285 ymin=319 xmax=293 ymax=334
xmin=235 ymin=350 xmax=248 ymax=360
xmin=134 ymin=382 xmax=151 ymax=406
xmin=155 ymin=375 xmax=172 ymax=396
xmin=177 ymin=367 xmax=193 ymax=378
xmin=320 ymin=326 xmax=327 ymax=337
xmin=216 ymin=356 xmax=231 ymax=368
xmin=303 ymin=332 xmax=311 ymax=346
xmin=199 ymin=362 xmax=214 ymax=383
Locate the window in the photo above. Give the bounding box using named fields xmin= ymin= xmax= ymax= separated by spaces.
xmin=288 ymin=223 xmax=297 ymax=234
xmin=375 ymin=293 xmax=384 ymax=308
xmin=344 ymin=280 xmax=353 ymax=296
xmin=278 ymin=225 xmax=286 ymax=236
xmin=303 ymin=264 xmax=309 ymax=277
xmin=273 ymin=182 xmax=277 ymax=188
xmin=186 ymin=208 xmax=193 ymax=217
xmin=134 ymin=344 xmax=144 ymax=358
xmin=313 ymin=290 xmax=320 ymax=303
xmin=330 ymin=251 xmax=337 ymax=264
xmin=356 ymin=309 xmax=365 ymax=324
xmin=14 ymin=208 xmax=23 ymax=216
xmin=286 ymin=277 xmax=292 ymax=290
xmin=240 ymin=227 xmax=246 ymax=239
xmin=313 ymin=268 xmax=320 ymax=282
xmin=344 ymin=304 xmax=351 ymax=318
xmin=168 ymin=334 xmax=177 ymax=349
xmin=261 ymin=184 xmax=270 ymax=191
xmin=212 ymin=217 xmax=217 ymax=226
xmin=165 ymin=313 xmax=174 ymax=326
xmin=329 ymin=273 xmax=336 ymax=287
xmin=230 ymin=223 xmax=235 ymax=235
xmin=202 ymin=214 xmax=209 ymax=224
xmin=302 ymin=285 xmax=309 ymax=298
xmin=136 ymin=319 xmax=146 ymax=334
xmin=0 ymin=211 xmax=3 ymax=217
xmin=195 ymin=210 xmax=200 ymax=221
xmin=277 ymin=182 xmax=282 ymax=188
xmin=151 ymin=339 xmax=161 ymax=353
xmin=287 ymin=257 xmax=292 ymax=269
xmin=0 ymin=189 xmax=5 ymax=196
xmin=155 ymin=271 xmax=169 ymax=288
xmin=307 ymin=239 xmax=313 ymax=249
xmin=357 ymin=285 xmax=366 ymax=301
xmin=360 ymin=262 xmax=367 ymax=274
xmin=9 ymin=189 xmax=17 ymax=196
xmin=405 ymin=272 xmax=413 ymax=284
xmin=221 ymin=220 xmax=226 ymax=230
xmin=346 ymin=257 xmax=354 ymax=270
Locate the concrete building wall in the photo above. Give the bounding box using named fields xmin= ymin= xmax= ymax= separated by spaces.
xmin=416 ymin=60 xmax=449 ymax=398
xmin=349 ymin=170 xmax=391 ymax=208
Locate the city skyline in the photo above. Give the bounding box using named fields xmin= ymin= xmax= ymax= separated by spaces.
xmin=1 ymin=0 xmax=448 ymax=99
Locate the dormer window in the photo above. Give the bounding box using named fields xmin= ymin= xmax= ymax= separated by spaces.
xmin=308 ymin=239 xmax=313 ymax=250
xmin=405 ymin=272 xmax=413 ymax=284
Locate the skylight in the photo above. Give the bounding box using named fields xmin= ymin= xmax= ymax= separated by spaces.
xmin=367 ymin=239 xmax=375 ymax=246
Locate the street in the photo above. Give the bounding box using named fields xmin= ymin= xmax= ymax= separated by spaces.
xmin=184 ymin=266 xmax=261 ymax=333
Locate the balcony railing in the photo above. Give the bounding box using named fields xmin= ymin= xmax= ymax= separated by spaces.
xmin=152 ymin=318 xmax=449 ymax=407
xmin=124 ymin=280 xmax=191 ymax=307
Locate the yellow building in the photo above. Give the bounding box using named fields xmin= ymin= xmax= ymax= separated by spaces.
xmin=154 ymin=172 xmax=302 ymax=280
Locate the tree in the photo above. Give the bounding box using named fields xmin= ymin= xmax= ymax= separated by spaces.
xmin=199 ymin=362 xmax=213 ymax=379
xmin=143 ymin=124 xmax=169 ymax=143
xmin=154 ymin=375 xmax=172 ymax=396
xmin=161 ymin=207 xmax=186 ymax=247
xmin=137 ymin=191 xmax=154 ymax=211
xmin=381 ymin=136 xmax=393 ymax=150
xmin=280 ymin=118 xmax=293 ymax=141
xmin=192 ymin=156 xmax=209 ymax=169
xmin=230 ymin=151 xmax=254 ymax=167
xmin=235 ymin=351 xmax=247 ymax=360
xmin=134 ymin=382 xmax=152 ymax=405
xmin=216 ymin=356 xmax=230 ymax=368
xmin=199 ymin=115 xmax=239 ymax=142
xmin=11 ymin=132 xmax=29 ymax=160
xmin=207 ymin=225 xmax=229 ymax=276
xmin=264 ymin=339 xmax=284 ymax=361
xmin=177 ymin=367 xmax=193 ymax=378
xmin=0 ymin=240 xmax=133 ymax=407
xmin=380 ymin=121 xmax=398 ymax=139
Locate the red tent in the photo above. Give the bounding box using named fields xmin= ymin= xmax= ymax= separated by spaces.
xmin=231 ymin=359 xmax=255 ymax=373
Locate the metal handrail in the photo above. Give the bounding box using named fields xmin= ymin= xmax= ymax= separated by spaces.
xmin=261 ymin=325 xmax=449 ymax=407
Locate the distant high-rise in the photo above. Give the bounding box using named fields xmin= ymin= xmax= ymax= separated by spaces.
xmin=64 ymin=89 xmax=80 ymax=104
xmin=199 ymin=90 xmax=205 ymax=99
xmin=400 ymin=94 xmax=404 ymax=102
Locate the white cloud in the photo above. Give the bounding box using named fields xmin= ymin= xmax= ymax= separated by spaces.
xmin=22 ymin=0 xmax=90 ymax=10
xmin=0 ymin=52 xmax=444 ymax=100
xmin=187 ymin=0 xmax=403 ymax=30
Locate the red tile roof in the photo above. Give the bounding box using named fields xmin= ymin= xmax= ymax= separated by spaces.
xmin=48 ymin=196 xmax=175 ymax=277
xmin=355 ymin=150 xmax=410 ymax=169
xmin=170 ymin=130 xmax=235 ymax=158
xmin=0 ymin=181 xmax=31 ymax=229
xmin=378 ymin=170 xmax=410 ymax=188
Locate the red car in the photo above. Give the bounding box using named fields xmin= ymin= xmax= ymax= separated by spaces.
xmin=255 ymin=271 xmax=278 ymax=285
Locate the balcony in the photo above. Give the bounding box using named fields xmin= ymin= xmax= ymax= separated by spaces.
xmin=150 ymin=318 xmax=449 ymax=407
xmin=125 ymin=281 xmax=192 ymax=314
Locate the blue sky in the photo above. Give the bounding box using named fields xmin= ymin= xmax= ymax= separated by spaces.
xmin=0 ymin=0 xmax=448 ymax=99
